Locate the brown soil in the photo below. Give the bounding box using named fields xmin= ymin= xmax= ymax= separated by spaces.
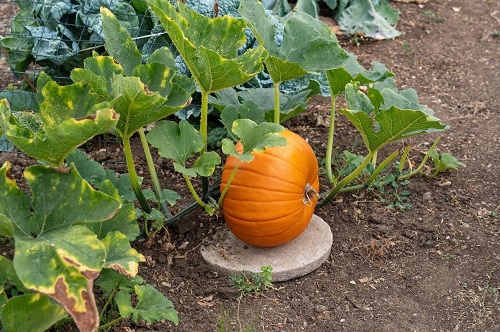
xmin=1 ymin=0 xmax=499 ymax=331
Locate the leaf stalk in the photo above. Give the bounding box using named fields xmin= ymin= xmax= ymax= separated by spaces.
xmin=123 ymin=137 xmax=151 ymax=213
xmin=138 ymin=128 xmax=172 ymax=218
xmin=318 ymin=151 xmax=374 ymax=208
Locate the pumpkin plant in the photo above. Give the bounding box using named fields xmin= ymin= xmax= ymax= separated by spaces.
xmin=0 ymin=159 xmax=167 ymax=331
xmin=147 ymin=0 xmax=267 ymax=197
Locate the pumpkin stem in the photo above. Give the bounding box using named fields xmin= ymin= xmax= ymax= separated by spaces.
xmin=303 ymin=183 xmax=318 ymax=206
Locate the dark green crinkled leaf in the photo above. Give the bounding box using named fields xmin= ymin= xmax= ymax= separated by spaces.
xmin=336 ymin=0 xmax=401 ymax=40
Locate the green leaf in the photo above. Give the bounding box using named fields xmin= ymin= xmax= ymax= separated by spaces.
xmin=339 ymin=107 xmax=448 ymax=153
xmin=1 ymin=293 xmax=68 ymax=332
xmin=0 ymin=96 xmax=118 ymax=167
xmin=0 ymin=162 xmax=30 ymax=238
xmin=87 ymin=199 xmax=140 ymax=241
xmin=160 ymin=189 xmax=181 ymax=206
xmin=147 ymin=120 xmax=221 ymax=177
xmin=95 ymin=269 xmax=143 ymax=297
xmin=147 ymin=46 xmax=176 ymax=68
xmin=220 ymin=103 xmax=267 ymax=141
xmin=221 ymin=119 xmax=286 ymax=162
xmin=345 ymin=83 xmax=374 ymax=115
xmin=213 ymin=87 xmax=313 ymax=133
xmin=336 ymin=0 xmax=401 ymax=40
xmin=115 ymin=288 xmax=134 ymax=319
xmin=294 ymin=0 xmax=319 ymax=17
xmin=105 ymin=170 xmax=137 ymax=202
xmin=429 ymin=150 xmax=465 ymax=174
xmin=13 ymin=225 xmax=106 ymax=332
xmin=326 ymin=53 xmax=393 ymax=97
xmin=131 ymin=284 xmax=178 ymax=325
xmin=240 ymin=0 xmax=347 ymax=84
xmin=67 ymin=149 xmax=108 ymax=188
xmin=23 ymin=165 xmax=121 ymax=236
xmin=0 ymin=255 xmax=25 ymax=293
xmin=102 ymin=231 xmax=145 ymax=277
xmin=70 ymin=55 xmax=123 ymax=96
xmin=377 ymin=88 xmax=433 ymax=115
xmin=148 ymin=0 xmax=266 ymax=93
xmin=101 ymin=7 xmax=142 ymax=76
xmin=146 ymin=120 xmax=203 ymax=166
xmin=174 ymin=151 xmax=221 ymax=178
xmin=110 ymin=75 xmax=166 ymax=138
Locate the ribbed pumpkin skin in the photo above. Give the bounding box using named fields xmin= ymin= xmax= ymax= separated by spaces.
xmin=220 ymin=130 xmax=319 ymax=247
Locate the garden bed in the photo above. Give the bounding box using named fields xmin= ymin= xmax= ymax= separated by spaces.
xmin=0 ymin=0 xmax=499 ymax=331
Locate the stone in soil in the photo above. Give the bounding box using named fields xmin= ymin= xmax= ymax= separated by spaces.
xmin=200 ymin=214 xmax=332 ymax=282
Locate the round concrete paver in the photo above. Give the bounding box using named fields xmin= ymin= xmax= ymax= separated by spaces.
xmin=200 ymin=215 xmax=332 ymax=282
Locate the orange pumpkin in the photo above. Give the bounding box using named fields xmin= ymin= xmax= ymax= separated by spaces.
xmin=220 ymin=130 xmax=319 ymax=247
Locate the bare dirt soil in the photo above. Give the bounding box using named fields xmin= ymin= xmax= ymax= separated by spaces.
xmin=1 ymin=0 xmax=499 ymax=331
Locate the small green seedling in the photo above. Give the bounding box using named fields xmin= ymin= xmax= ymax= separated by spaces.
xmin=231 ymin=266 xmax=273 ymax=297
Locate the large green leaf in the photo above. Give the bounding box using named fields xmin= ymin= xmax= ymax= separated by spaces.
xmin=148 ymin=0 xmax=266 ymax=93
xmin=0 ymin=162 xmax=30 ymax=238
xmin=1 ymin=293 xmax=68 ymax=332
xmin=339 ymin=107 xmax=448 ymax=153
xmin=146 ymin=120 xmax=221 ymax=178
xmin=0 ymin=97 xmax=118 ymax=167
xmin=240 ymin=0 xmax=348 ymax=84
xmin=23 ymin=165 xmax=121 ymax=236
xmin=13 ymin=226 xmax=106 ymax=332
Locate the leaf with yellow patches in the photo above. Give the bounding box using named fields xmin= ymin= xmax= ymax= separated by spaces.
xmin=102 ymin=231 xmax=145 ymax=277
xmin=0 ymin=96 xmax=118 ymax=167
xmin=13 ymin=226 xmax=106 ymax=332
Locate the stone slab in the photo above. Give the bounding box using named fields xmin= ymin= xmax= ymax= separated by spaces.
xmin=200 ymin=214 xmax=332 ymax=282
